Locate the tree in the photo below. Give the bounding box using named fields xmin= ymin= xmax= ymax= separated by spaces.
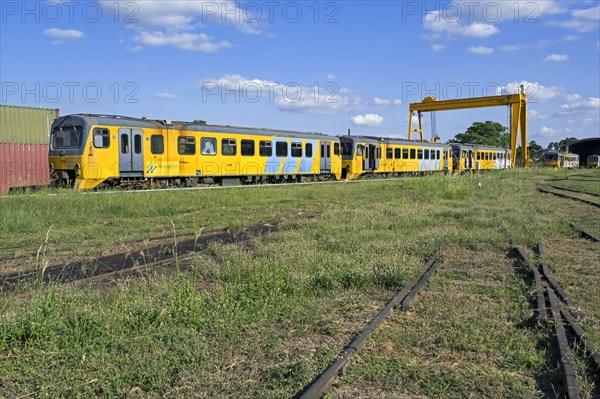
xmin=547 ymin=137 xmax=578 ymax=152
xmin=450 ymin=121 xmax=509 ymax=147
xmin=528 ymin=141 xmax=544 ymax=161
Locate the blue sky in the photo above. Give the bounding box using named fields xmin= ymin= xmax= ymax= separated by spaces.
xmin=1 ymin=0 xmax=599 ymax=147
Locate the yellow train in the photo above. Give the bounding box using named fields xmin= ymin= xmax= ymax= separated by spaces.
xmin=49 ymin=114 xmax=514 ymax=189
xmin=542 ymin=151 xmax=579 ymax=168
xmin=587 ymin=155 xmax=599 ymax=168
xmin=451 ymin=144 xmax=512 ymax=172
xmin=49 ymin=114 xmax=342 ymax=189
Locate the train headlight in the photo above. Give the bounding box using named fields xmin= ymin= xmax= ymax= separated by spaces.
xmin=49 ymin=163 xmax=54 ymax=172
xmin=74 ymin=163 xmax=80 ymax=177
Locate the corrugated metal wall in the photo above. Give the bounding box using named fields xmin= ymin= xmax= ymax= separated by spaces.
xmin=0 ymin=105 xmax=59 ymax=194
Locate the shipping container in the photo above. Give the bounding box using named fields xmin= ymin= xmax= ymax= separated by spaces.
xmin=0 ymin=105 xmax=59 ymax=194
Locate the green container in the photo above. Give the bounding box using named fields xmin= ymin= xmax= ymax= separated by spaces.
xmin=0 ymin=105 xmax=60 ymax=144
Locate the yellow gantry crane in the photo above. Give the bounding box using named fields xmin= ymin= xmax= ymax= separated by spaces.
xmin=408 ymin=85 xmax=528 ymax=167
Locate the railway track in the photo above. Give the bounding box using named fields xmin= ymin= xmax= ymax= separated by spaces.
xmin=512 ymin=241 xmax=600 ymax=399
xmin=0 ymin=221 xmax=281 ymax=292
xmin=295 ymin=248 xmax=444 ymax=399
xmin=538 ymin=187 xmax=600 ymax=208
xmin=569 ymin=223 xmax=600 ymax=243
xmin=550 ymin=185 xmax=600 ymax=198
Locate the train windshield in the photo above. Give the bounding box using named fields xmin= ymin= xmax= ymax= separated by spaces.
xmin=52 ymin=126 xmax=84 ymax=149
xmin=543 ymin=153 xmax=558 ymax=161
xmin=341 ymin=141 xmax=353 ymax=159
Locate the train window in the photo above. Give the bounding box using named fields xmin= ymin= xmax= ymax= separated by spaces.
xmin=341 ymin=142 xmax=352 ymax=156
xmin=241 ymin=139 xmax=255 ymax=156
xmin=222 ymin=138 xmax=236 ymax=156
xmin=377 ymin=147 xmax=381 ymax=159
xmin=259 ymin=140 xmax=272 ymax=156
xmin=201 ymin=138 xmax=216 ymax=155
xmin=436 ymin=150 xmax=441 ymax=160
xmin=134 ymin=134 xmax=142 ymax=154
xmin=121 ymin=134 xmax=129 ymax=154
xmin=334 ymin=143 xmax=340 ymax=156
xmin=151 ymin=135 xmax=164 ymax=154
xmin=356 ymin=145 xmax=363 ymax=156
xmin=386 ymin=148 xmax=393 ymax=159
xmin=306 ymin=143 xmax=313 ymax=157
xmin=418 ymin=149 xmax=423 ymax=159
xmin=178 ymin=136 xmax=195 ymax=155
xmin=403 ymin=148 xmax=408 ymax=159
xmin=410 ymin=149 xmax=416 ymax=159
xmin=424 ymin=149 xmax=429 ymax=159
xmin=327 ymin=144 xmax=331 ymax=158
xmin=394 ymin=148 xmax=401 ymax=159
xmin=93 ymin=128 xmax=110 ymax=148
xmin=276 ymin=141 xmax=287 ymax=157
xmin=476 ymin=153 xmax=480 ymax=160
xmin=364 ymin=146 xmax=369 ymax=158
xmin=291 ymin=142 xmax=302 ymax=157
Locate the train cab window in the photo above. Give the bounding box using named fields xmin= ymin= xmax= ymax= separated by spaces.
xmin=241 ymin=139 xmax=255 ymax=156
xmin=341 ymin=142 xmax=352 ymax=156
xmin=222 ymin=138 xmax=236 ymax=156
xmin=386 ymin=148 xmax=393 ymax=159
xmin=276 ymin=141 xmax=287 ymax=157
xmin=151 ymin=135 xmax=164 ymax=154
xmin=201 ymin=138 xmax=216 ymax=155
xmin=394 ymin=148 xmax=401 ymax=159
xmin=403 ymin=149 xmax=408 ymax=159
xmin=334 ymin=143 xmax=340 ymax=156
xmin=306 ymin=143 xmax=313 ymax=157
xmin=178 ymin=136 xmax=196 ymax=155
xmin=424 ymin=149 xmax=430 ymax=160
xmin=291 ymin=142 xmax=302 ymax=157
xmin=410 ymin=149 xmax=416 ymax=159
xmin=357 ymin=145 xmax=363 ymax=156
xmin=259 ymin=140 xmax=272 ymax=156
xmin=417 ymin=149 xmax=423 ymax=159
xmin=93 ymin=128 xmax=110 ymax=148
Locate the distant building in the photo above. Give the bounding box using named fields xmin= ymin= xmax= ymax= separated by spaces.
xmin=569 ymin=138 xmax=600 ymax=167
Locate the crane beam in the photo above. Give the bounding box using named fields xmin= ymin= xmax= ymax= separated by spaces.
xmin=408 ymin=87 xmax=528 ymax=167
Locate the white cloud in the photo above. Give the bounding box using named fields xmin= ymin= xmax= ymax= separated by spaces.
xmin=422 ymin=1 xmax=564 ymax=38
xmin=43 ymin=28 xmax=84 ymax=40
xmin=539 ymin=126 xmax=560 ymax=137
xmin=548 ymin=5 xmax=600 ymax=32
xmin=431 ymin=44 xmax=446 ymax=51
xmin=327 ymin=73 xmax=336 ymax=80
xmin=499 ymin=44 xmax=522 ymax=51
xmin=373 ymin=97 xmax=403 ymax=107
xmin=528 ymin=110 xmax=547 ymax=120
xmin=154 ymin=92 xmax=178 ymax=100
xmin=100 ymin=0 xmax=261 ymax=53
xmin=135 ymin=31 xmax=231 ymax=52
xmin=559 ymin=97 xmax=600 ymax=113
xmin=200 ymin=74 xmax=360 ymax=116
xmin=563 ymin=35 xmax=579 ymax=41
xmin=497 ymin=81 xmax=563 ymax=102
xmin=468 ymin=46 xmax=494 ymax=55
xmin=351 ymin=114 xmax=384 ymax=127
xmin=544 ymin=53 xmax=569 ymax=62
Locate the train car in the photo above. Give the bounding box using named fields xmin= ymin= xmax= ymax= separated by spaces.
xmin=543 ymin=151 xmax=579 ymax=168
xmin=473 ymin=145 xmax=512 ymax=170
xmin=340 ymin=136 xmax=452 ymax=179
xmin=1 ymin=105 xmax=59 ymax=195
xmin=48 ymin=114 xmax=342 ymax=189
xmin=452 ymin=144 xmax=511 ymax=172
xmin=587 ymin=154 xmax=600 ymax=168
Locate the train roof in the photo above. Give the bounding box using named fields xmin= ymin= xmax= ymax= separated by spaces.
xmin=450 ymin=143 xmax=509 ymax=151
xmin=52 ymin=114 xmax=339 ymax=140
xmin=341 ymin=135 xmax=450 ymax=147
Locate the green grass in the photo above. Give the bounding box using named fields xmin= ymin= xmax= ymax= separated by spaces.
xmin=1 ymin=169 xmax=599 ymax=398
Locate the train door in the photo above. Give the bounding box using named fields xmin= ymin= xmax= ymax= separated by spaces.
xmin=363 ymin=145 xmax=371 ymax=171
xmin=443 ymin=149 xmax=449 ymax=170
xmin=373 ymin=145 xmax=380 ymax=170
xmin=320 ymin=141 xmax=331 ymax=171
xmin=465 ymin=150 xmax=474 ymax=170
xmin=119 ymin=128 xmax=144 ymax=176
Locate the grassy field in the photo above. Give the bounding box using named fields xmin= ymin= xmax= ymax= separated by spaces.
xmin=0 ymin=168 xmax=598 ymax=398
